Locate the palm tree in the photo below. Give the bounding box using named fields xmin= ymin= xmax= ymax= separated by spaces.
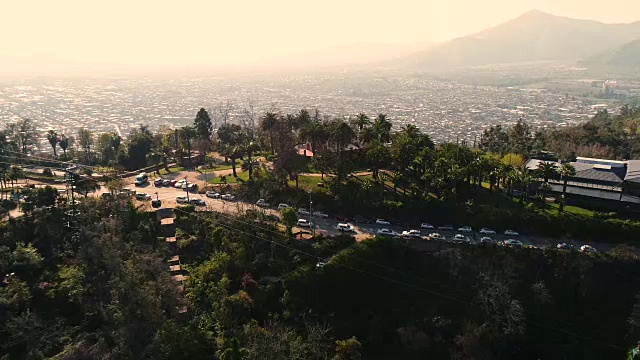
xmin=353 ymin=113 xmax=370 ymax=131
xmin=536 ymin=161 xmax=558 ymax=198
xmin=330 ymin=121 xmax=356 ymax=156
xmin=59 ymin=135 xmax=70 ymax=157
xmin=401 ymin=124 xmax=420 ymax=139
xmin=519 ymin=169 xmax=534 ymax=203
xmin=243 ymin=141 xmax=261 ymax=180
xmin=358 ymin=126 xmax=377 ymax=146
xmin=558 ymin=163 xmax=576 ymax=213
xmin=46 ymin=130 xmax=59 ymax=158
xmin=300 ymin=120 xmax=327 ymax=155
xmin=146 ymin=148 xmax=163 ymax=175
xmin=260 ymin=112 xmax=279 ymax=155
xmin=373 ymin=114 xmax=392 ymax=143
xmin=179 ymin=126 xmax=197 ymax=168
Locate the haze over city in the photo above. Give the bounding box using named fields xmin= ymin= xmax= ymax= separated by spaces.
xmin=1 ymin=0 xmax=640 ymax=74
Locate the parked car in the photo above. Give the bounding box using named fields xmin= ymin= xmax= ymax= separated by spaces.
xmin=335 ymin=216 xmax=352 ymax=222
xmin=376 ymin=219 xmax=391 ymax=226
xmin=153 ymin=178 xmax=164 ymax=186
xmin=206 ymin=191 xmax=220 ymax=199
xmin=264 ymin=214 xmax=281 ymax=222
xmin=278 ymin=203 xmax=291 ymax=210
xmin=297 ymin=219 xmax=312 ymax=228
xmin=221 ymin=194 xmax=235 ymax=201
xmin=174 ymin=179 xmax=186 ymax=188
xmin=458 ymin=226 xmax=473 ymax=233
xmin=453 ymin=234 xmax=470 ymax=243
xmin=557 ymin=243 xmax=571 ymax=250
xmin=479 ymin=228 xmax=496 ymax=235
xmin=429 ymin=233 xmax=445 ymax=241
xmin=504 ymin=230 xmax=519 ymax=236
xmin=353 ymin=215 xmax=371 ymax=224
xmin=162 ymin=179 xmax=172 ymax=186
xmin=135 ymin=193 xmax=152 ymax=201
xmin=312 ymin=211 xmax=329 ymax=218
xmin=377 ymin=228 xmax=398 ymax=236
xmin=189 ymin=198 xmax=206 ymax=206
xmin=502 ymin=239 xmax=523 ymax=247
xmin=336 ymin=223 xmax=354 ymax=232
xmin=169 ymin=179 xmax=177 ymax=187
xmin=186 ymin=183 xmax=198 ymax=192
xmin=402 ymin=230 xmax=422 ymax=239
xmin=256 ymin=199 xmax=269 ymax=207
xmin=480 ymin=236 xmax=494 ymax=244
xmin=438 ymin=225 xmax=454 ymax=231
xmin=580 ymin=245 xmax=598 ymax=253
xmin=176 ymin=196 xmax=189 ymax=204
xmin=420 ymin=223 xmax=435 ymax=229
xmin=298 ymin=208 xmax=310 ymax=215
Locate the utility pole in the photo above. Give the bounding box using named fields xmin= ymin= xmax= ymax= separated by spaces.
xmin=308 ymin=191 xmax=315 ymax=236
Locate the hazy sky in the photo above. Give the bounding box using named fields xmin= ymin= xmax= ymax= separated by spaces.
xmin=1 ymin=0 xmax=639 ymax=69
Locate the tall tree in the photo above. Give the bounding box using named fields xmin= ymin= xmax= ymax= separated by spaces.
xmin=243 ymin=141 xmax=261 ymax=180
xmin=7 ymin=118 xmax=39 ymax=155
xmin=58 ymin=135 xmax=70 ymax=158
xmin=260 ymin=112 xmax=279 ymax=155
xmin=193 ymin=108 xmax=213 ymax=142
xmin=46 ymin=130 xmax=59 ymax=158
xmin=179 ymin=126 xmax=197 ymax=168
xmin=77 ymin=128 xmax=94 ymax=163
xmin=558 ymin=163 xmax=576 ymax=214
xmin=352 ymin=113 xmax=370 ymax=131
xmin=373 ymin=114 xmax=392 ymax=143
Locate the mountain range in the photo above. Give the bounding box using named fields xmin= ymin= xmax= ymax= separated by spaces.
xmin=393 ymin=9 xmax=640 ymax=70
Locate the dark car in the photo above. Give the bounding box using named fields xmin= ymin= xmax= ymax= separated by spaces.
xmin=154 ymin=178 xmax=164 ymax=186
xmin=353 ymin=215 xmax=372 ymax=224
xmin=335 ymin=216 xmax=352 ymax=222
xmin=438 ymin=225 xmax=454 ymax=231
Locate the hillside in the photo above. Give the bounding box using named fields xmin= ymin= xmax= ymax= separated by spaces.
xmin=396 ymin=10 xmax=640 ymax=70
xmin=583 ymin=39 xmax=640 ymax=68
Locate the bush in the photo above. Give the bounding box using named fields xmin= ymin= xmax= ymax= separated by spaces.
xmin=42 ymin=168 xmax=54 ymax=177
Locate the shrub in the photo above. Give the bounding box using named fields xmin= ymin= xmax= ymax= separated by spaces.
xmin=42 ymin=168 xmax=54 ymax=177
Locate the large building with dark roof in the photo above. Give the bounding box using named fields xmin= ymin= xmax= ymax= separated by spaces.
xmin=525 ymin=157 xmax=640 ymax=204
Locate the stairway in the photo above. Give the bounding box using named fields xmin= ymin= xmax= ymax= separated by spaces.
xmin=157 ymin=208 xmax=188 ymax=315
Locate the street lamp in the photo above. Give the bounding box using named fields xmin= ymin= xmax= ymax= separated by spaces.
xmin=308 ymin=191 xmax=315 ymax=236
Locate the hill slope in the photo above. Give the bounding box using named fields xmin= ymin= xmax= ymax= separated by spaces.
xmin=397 ymin=10 xmax=640 ymax=70
xmin=582 ymin=39 xmax=640 ymax=68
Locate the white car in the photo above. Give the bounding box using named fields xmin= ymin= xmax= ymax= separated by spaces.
xmin=377 ymin=228 xmax=398 ymax=236
xmin=420 ymin=223 xmax=434 ymax=229
xmin=479 ymin=228 xmax=496 ymax=235
xmin=480 ymin=237 xmax=494 ymax=244
xmin=135 ymin=193 xmax=151 ymax=201
xmin=278 ymin=203 xmax=291 ymax=210
xmin=176 ymin=196 xmax=189 ymax=204
xmin=402 ymin=230 xmax=422 ymax=239
xmin=312 ymin=211 xmax=329 ymax=218
xmin=453 ymin=234 xmax=470 ymax=243
xmin=429 ymin=233 xmax=445 ymax=241
xmin=174 ymin=179 xmax=186 ymax=188
xmin=256 ymin=199 xmax=269 ymax=207
xmin=580 ymin=245 xmax=597 ymax=253
xmin=502 ymin=239 xmax=523 ymax=247
xmin=221 ymin=194 xmax=235 ymax=201
xmin=297 ymin=219 xmax=312 ymax=228
xmin=336 ymin=223 xmax=354 ymax=232
xmin=298 ymin=208 xmax=311 ymax=215
xmin=504 ymin=230 xmax=519 ymax=236
xmin=376 ymin=219 xmax=391 ymax=226
xmin=557 ymin=243 xmax=571 ymax=250
xmin=206 ymin=191 xmax=220 ymax=199
xmin=458 ymin=226 xmax=473 ymax=233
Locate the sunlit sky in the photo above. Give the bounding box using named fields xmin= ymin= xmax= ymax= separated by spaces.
xmin=1 ymin=0 xmax=639 ymax=69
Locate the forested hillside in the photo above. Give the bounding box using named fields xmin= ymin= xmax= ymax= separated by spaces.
xmin=2 ymin=195 xmax=640 ymax=359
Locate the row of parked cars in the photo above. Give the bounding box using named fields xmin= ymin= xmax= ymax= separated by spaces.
xmin=153 ymin=178 xmax=198 ymax=192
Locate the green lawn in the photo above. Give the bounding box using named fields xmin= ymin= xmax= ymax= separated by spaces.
xmin=288 ymin=175 xmax=329 ymax=192
xmin=158 ymin=166 xmax=185 ymax=176
xmin=544 ymin=202 xmax=595 ymax=217
xmin=208 ymin=170 xmax=249 ymax=184
xmin=203 ymin=160 xmax=244 ymax=171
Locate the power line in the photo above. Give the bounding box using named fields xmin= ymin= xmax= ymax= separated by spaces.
xmin=172 ymin=207 xmax=625 ymax=351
